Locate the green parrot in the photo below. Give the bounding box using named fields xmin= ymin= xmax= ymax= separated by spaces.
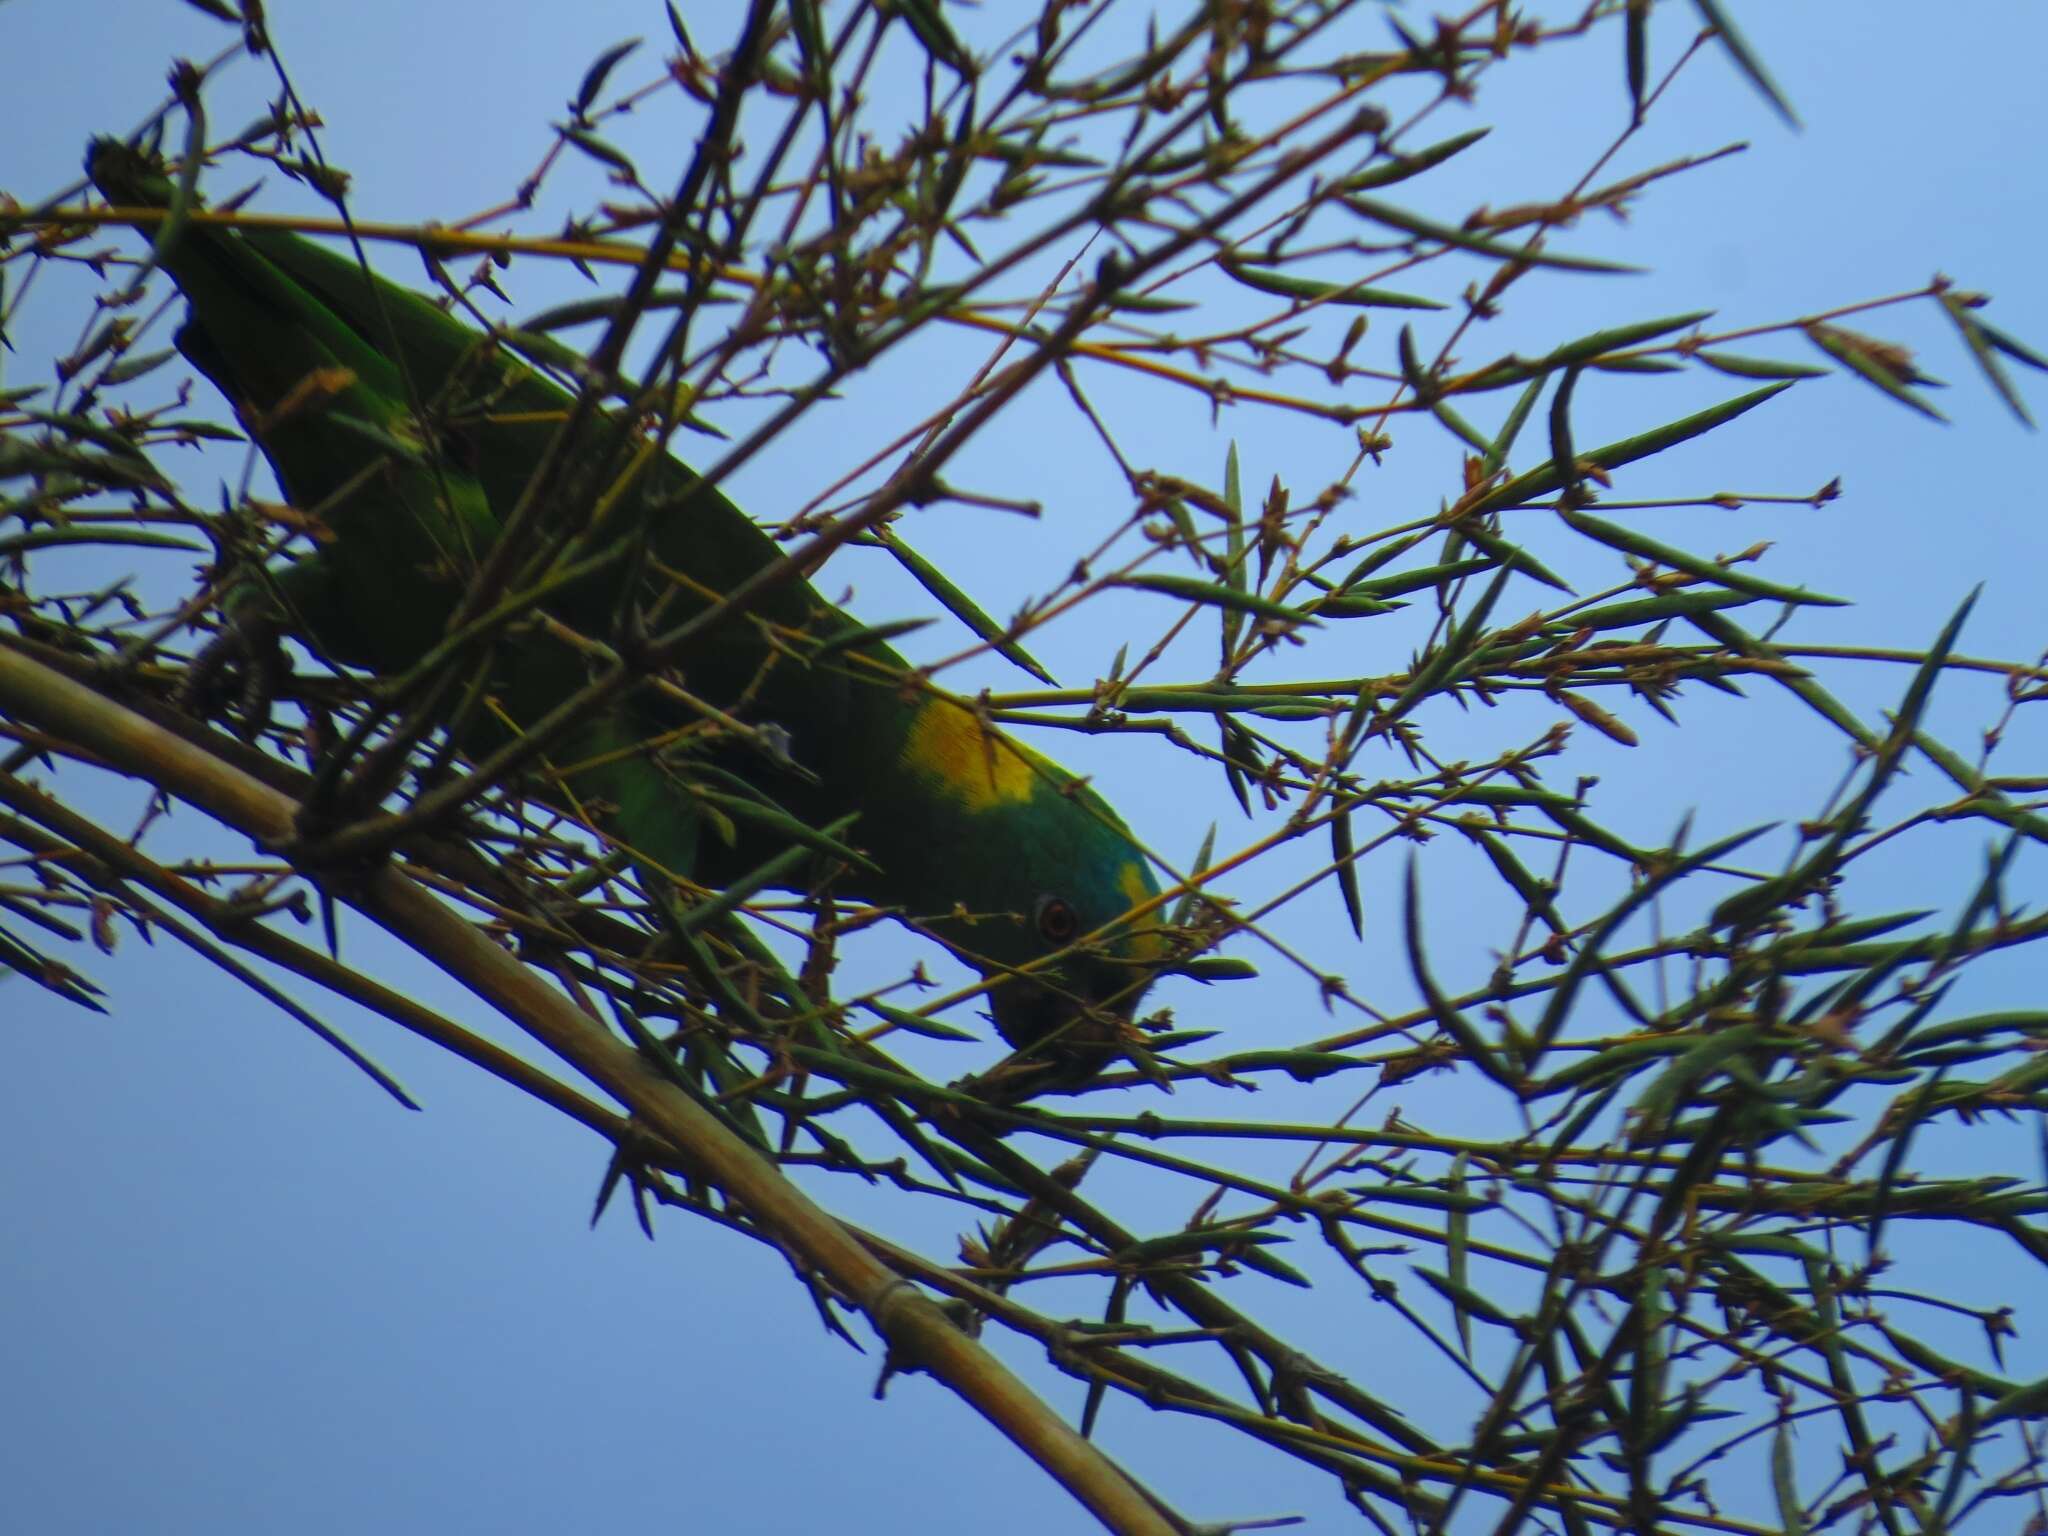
xmin=86 ymin=140 xmax=1165 ymax=1072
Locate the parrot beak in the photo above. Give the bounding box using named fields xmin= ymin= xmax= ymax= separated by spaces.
xmin=986 ymin=964 xmax=1150 ymax=1065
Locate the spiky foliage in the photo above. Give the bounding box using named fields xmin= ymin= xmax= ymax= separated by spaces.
xmin=5 ymin=4 xmax=2048 ymax=1532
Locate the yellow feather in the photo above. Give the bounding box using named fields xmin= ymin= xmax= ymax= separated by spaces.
xmin=899 ymin=698 xmax=1039 ymax=810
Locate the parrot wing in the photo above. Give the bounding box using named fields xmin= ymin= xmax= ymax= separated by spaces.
xmin=87 ymin=139 xmax=1165 ymax=1074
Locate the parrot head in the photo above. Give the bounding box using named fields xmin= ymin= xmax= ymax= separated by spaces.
xmin=874 ymin=694 xmax=1167 ymax=1068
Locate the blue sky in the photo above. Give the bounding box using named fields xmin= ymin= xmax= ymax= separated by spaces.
xmin=5 ymin=3 xmax=2047 ymax=1532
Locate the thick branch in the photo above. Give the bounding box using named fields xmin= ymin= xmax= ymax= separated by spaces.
xmin=0 ymin=641 xmax=1177 ymax=1536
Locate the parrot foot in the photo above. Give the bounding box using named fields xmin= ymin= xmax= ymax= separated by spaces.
xmin=179 ymin=606 xmax=289 ymax=741
xmin=955 ymin=1053 xmax=1110 ymax=1112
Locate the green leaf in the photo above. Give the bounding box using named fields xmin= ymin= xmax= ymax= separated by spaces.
xmin=574 ymin=38 xmax=642 ymax=116
xmin=1305 ymin=592 xmax=1403 ymax=619
xmin=1404 ymin=858 xmax=1519 ymax=1091
xmin=562 ymin=127 xmax=640 ymax=180
xmin=0 ymin=921 xmax=106 ymax=1013
xmin=0 ymin=527 xmax=203 ymax=559
xmin=1770 ymin=1422 xmax=1808 ymax=1536
xmin=685 ymin=785 xmax=877 ymax=872
xmin=1625 ymin=0 xmax=1649 ymax=120
xmin=1691 ymin=0 xmax=1797 ymax=124
xmin=807 ymin=617 xmax=934 ymax=660
xmin=859 ymin=999 xmax=979 ymax=1043
xmin=1805 ymin=324 xmax=1947 ymax=423
xmin=1458 ymin=312 xmax=1711 ymax=393
xmin=1413 ymin=1266 xmax=1517 ymax=1327
xmin=1695 ymin=350 xmax=1831 ymax=381
xmin=520 ymin=290 xmax=696 ymax=332
xmin=1546 ymin=587 xmax=1757 ymax=635
xmin=1221 ymin=443 xmax=1246 ymax=655
xmin=1343 ymin=195 xmax=1642 ymax=273
xmin=892 ymin=0 xmax=974 ymax=75
xmin=874 ymin=529 xmax=1054 ymax=684
xmin=1102 ymin=290 xmax=1197 ymax=315
xmin=1712 ymin=591 xmax=1978 ymax=930
xmin=786 ymin=0 xmax=829 ymax=92
xmin=1172 ymin=955 xmax=1259 ymax=983
xmin=1470 ymin=829 xmax=1564 ymax=934
xmin=1558 ymin=507 xmax=1847 ymax=606
xmin=1548 ymin=311 xmax=1713 ymax=369
xmin=1120 ymin=573 xmax=1315 ymax=626
xmin=1471 ymin=382 xmax=1794 ymax=516
xmin=1591 ymin=355 xmax=1684 ymax=375
xmin=1340 ymin=128 xmax=1490 ymax=191
xmin=1220 ymin=257 xmax=1444 ymax=311
xmin=1332 ymin=809 xmax=1363 ymax=938
xmin=1629 ymin=1022 xmax=1767 ymax=1136
xmin=1982 ymin=1374 xmax=2048 ymax=1427
xmin=1459 ymin=520 xmax=1573 ymax=595
xmin=1339 ymin=557 xmax=1492 ymax=601
xmin=1939 ymin=291 xmax=2033 ymax=427
xmin=1483 ymin=375 xmax=1545 ymax=477
xmin=1979 ymin=319 xmax=2048 ymax=373
xmin=1446 ymin=1151 xmax=1472 ymax=1353
xmin=667 ymin=815 xmax=859 ymax=939
xmin=97 ymin=347 xmax=181 ymax=387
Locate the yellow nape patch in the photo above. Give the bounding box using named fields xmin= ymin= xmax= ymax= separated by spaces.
xmin=901 ymin=699 xmax=1039 ymax=810
xmin=1117 ymin=860 xmax=1173 ymax=961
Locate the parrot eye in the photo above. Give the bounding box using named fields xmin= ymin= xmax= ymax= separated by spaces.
xmin=1035 ymin=894 xmax=1079 ymax=944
